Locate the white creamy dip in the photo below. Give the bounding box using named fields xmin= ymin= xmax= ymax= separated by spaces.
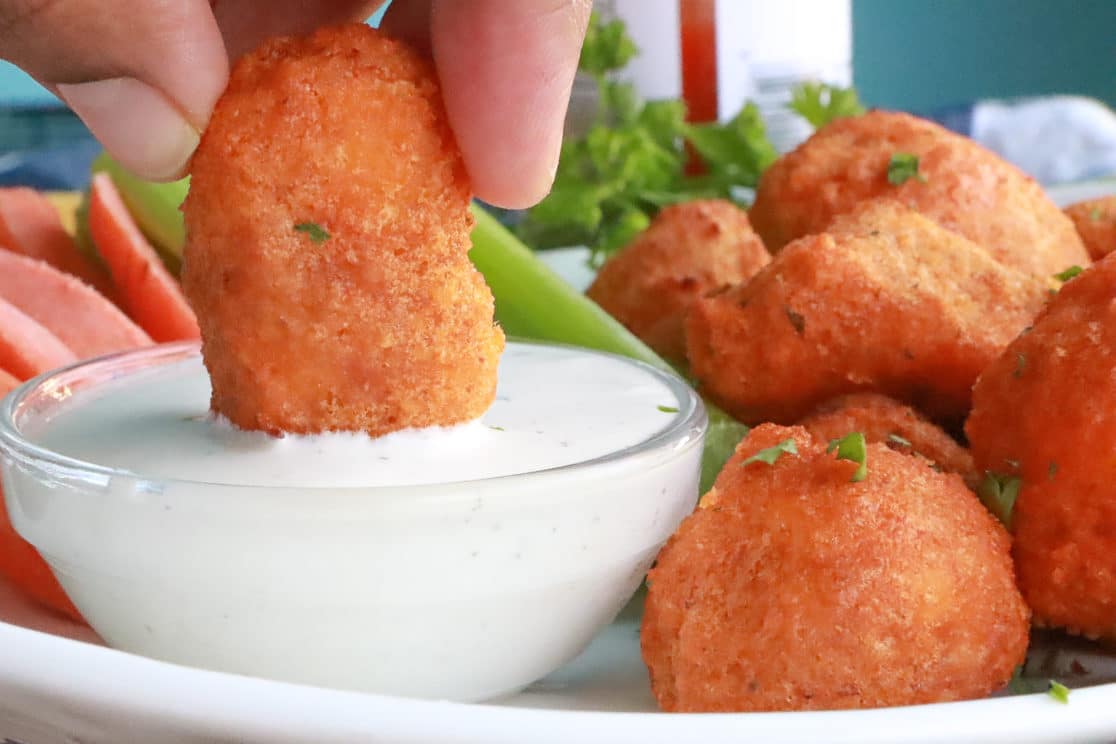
xmin=3 ymin=341 xmax=705 ymax=702
xmin=30 ymin=343 xmax=682 ymax=487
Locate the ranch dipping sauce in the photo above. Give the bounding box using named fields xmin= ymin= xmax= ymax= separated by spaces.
xmin=30 ymin=343 xmax=685 ymax=487
xmin=3 ymin=341 xmax=705 ymax=701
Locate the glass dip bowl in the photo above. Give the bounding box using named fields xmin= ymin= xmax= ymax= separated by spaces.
xmin=0 ymin=341 xmax=706 ymax=702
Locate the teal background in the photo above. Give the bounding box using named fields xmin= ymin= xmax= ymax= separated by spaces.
xmin=0 ymin=68 xmax=50 ymax=105
xmin=2 ymin=1 xmax=1114 ymax=110
xmin=852 ymin=0 xmax=1116 ymax=111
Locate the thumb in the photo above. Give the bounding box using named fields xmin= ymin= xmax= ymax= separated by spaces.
xmin=0 ymin=0 xmax=228 ymax=180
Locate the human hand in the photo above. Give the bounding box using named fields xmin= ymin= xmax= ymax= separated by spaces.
xmin=0 ymin=0 xmax=589 ymax=208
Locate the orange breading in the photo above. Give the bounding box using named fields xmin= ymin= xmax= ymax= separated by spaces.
xmin=586 ymin=200 xmax=769 ymax=362
xmin=641 ymin=424 xmax=1029 ymax=712
xmin=798 ymin=392 xmax=976 ymax=488
xmin=749 ymin=111 xmax=1089 ymax=278
xmin=686 ymin=201 xmax=1046 ymax=426
xmin=1065 ymin=196 xmax=1116 ymax=261
xmin=182 ymin=24 xmax=503 ymax=436
xmin=967 ymin=253 xmax=1116 ymax=640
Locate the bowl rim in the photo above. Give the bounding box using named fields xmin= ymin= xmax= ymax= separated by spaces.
xmin=0 ymin=339 xmax=707 ymax=493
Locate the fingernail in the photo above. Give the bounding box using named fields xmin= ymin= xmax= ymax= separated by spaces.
xmin=58 ymin=77 xmax=200 ymax=181
xmin=546 ymin=138 xmax=561 ymax=183
xmin=528 ymin=136 xmax=563 ymax=205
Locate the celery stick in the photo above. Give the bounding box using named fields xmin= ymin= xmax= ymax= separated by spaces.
xmin=71 ymin=188 xmax=104 ymax=268
xmin=470 ymin=205 xmax=746 ymax=492
xmin=699 ymin=409 xmax=748 ymax=493
xmin=470 ymin=205 xmax=669 ymax=373
xmin=91 ymin=152 xmax=189 ymax=273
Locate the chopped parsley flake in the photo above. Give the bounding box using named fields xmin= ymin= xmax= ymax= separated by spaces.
xmin=1048 ymin=680 xmax=1070 ymax=704
xmin=741 ymin=438 xmax=798 ymax=467
xmin=1008 ymin=672 xmax=1072 ymax=700
xmin=887 ymin=433 xmax=912 ymax=448
xmin=1054 ymin=265 xmax=1083 ymax=282
xmin=978 ymin=471 xmax=1021 ymax=527
xmin=1090 ymin=207 xmax=1103 ymax=221
xmin=488 ymin=425 xmax=505 ymax=432
xmin=887 ymin=152 xmax=926 ymax=185
xmin=294 ymin=222 xmax=330 ymax=243
xmin=1013 ymin=353 xmax=1027 ymax=378
xmin=827 ymin=432 xmax=868 ymax=482
xmin=1048 ymin=461 xmax=1059 ymax=480
xmin=657 ymin=405 xmax=679 ymax=413
xmin=785 ymin=307 xmax=806 ymax=334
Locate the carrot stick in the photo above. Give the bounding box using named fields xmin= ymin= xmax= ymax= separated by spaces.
xmin=0 ymin=491 xmax=83 ymax=622
xmin=0 ymin=251 xmax=151 ymax=359
xmin=0 ymin=187 xmax=118 ymax=302
xmin=87 ymin=174 xmax=199 ymax=342
xmin=0 ymin=297 xmax=76 ymax=379
xmin=0 ymin=372 xmax=83 ymax=621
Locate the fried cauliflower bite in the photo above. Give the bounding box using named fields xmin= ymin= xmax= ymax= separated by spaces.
xmin=967 ymin=253 xmax=1116 ymax=640
xmin=749 ymin=111 xmax=1089 ymax=278
xmin=798 ymin=393 xmax=976 ymax=488
xmin=641 ymin=424 xmax=1029 ymax=713
xmin=686 ymin=201 xmax=1046 ymax=426
xmin=585 ymin=200 xmax=769 ymax=362
xmin=1065 ymin=196 xmax=1116 ymax=261
xmin=182 ymin=24 xmax=503 ymax=436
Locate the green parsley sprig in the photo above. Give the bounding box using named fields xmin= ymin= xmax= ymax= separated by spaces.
xmin=978 ymin=471 xmax=1021 ymax=527
xmin=741 ymin=437 xmax=798 ymax=467
xmin=828 ymin=432 xmax=868 ymax=482
xmin=1048 ymin=680 xmax=1071 ymax=704
xmin=1007 ymin=667 xmax=1071 ymax=702
xmin=789 ymin=82 xmax=866 ymax=128
xmin=1054 ymin=265 xmax=1084 ymax=282
xmin=887 ymin=153 xmax=926 ymax=185
xmin=294 ymin=222 xmax=330 ymax=243
xmin=515 ymin=13 xmax=863 ymax=268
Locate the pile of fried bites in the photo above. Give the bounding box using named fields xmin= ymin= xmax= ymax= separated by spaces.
xmin=128 ymin=20 xmax=1116 ymax=713
xmin=589 ymin=110 xmax=1116 ymax=712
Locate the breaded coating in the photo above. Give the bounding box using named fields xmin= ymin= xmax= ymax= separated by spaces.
xmin=686 ymin=201 xmax=1046 ymax=425
xmin=641 ymin=424 xmax=1029 ymax=712
xmin=586 ymin=200 xmax=769 ymax=362
xmin=967 ymin=253 xmax=1116 ymax=640
xmin=749 ymin=111 xmax=1089 ymax=278
xmin=1065 ymin=196 xmax=1116 ymax=261
xmin=799 ymin=392 xmax=976 ymax=488
xmin=183 ymin=24 xmax=503 ymax=436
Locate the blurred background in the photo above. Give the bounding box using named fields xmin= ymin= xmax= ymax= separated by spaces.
xmin=856 ymin=0 xmax=1116 ymax=113
xmin=4 ymin=1 xmax=1115 ymax=110
xmin=3 ymin=0 xmax=1116 ymax=185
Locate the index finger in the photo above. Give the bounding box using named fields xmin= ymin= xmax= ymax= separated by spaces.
xmin=385 ymin=0 xmax=590 ymax=209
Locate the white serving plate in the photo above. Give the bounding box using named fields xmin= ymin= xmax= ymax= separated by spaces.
xmin=3 ymin=181 xmax=1116 ymax=743
xmin=3 ymin=578 xmax=1116 ymax=744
